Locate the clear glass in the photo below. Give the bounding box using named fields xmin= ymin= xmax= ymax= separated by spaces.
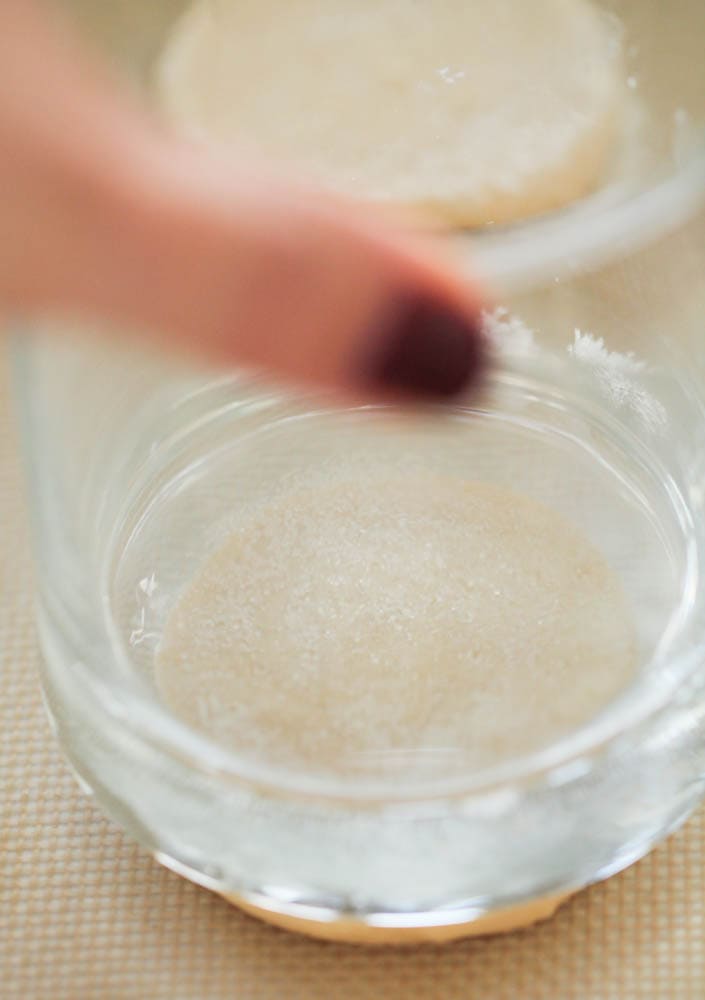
xmin=13 ymin=0 xmax=705 ymax=938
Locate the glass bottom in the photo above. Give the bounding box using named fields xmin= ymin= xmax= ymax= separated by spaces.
xmin=106 ymin=359 xmax=695 ymax=789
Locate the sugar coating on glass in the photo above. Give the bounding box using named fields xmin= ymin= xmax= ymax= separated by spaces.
xmin=482 ymin=307 xmax=538 ymax=358
xmin=155 ymin=474 xmax=637 ymax=776
xmin=569 ymin=330 xmax=667 ymax=432
xmin=156 ymin=0 xmax=624 ymax=225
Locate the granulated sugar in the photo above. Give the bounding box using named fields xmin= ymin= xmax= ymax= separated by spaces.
xmin=155 ymin=472 xmax=637 ymax=777
xmin=569 ymin=330 xmax=667 ymax=432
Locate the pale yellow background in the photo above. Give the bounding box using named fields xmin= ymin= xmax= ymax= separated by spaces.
xmin=2 ymin=348 xmax=705 ymax=999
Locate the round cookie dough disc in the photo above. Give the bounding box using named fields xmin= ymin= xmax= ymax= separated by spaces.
xmin=157 ymin=0 xmax=623 ymax=226
xmin=223 ymin=889 xmax=575 ymax=942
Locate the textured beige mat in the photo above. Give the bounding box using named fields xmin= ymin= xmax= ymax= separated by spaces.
xmin=2 ymin=347 xmax=705 ymax=999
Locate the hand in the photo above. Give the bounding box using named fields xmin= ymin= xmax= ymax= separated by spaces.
xmin=1 ymin=0 xmax=487 ymax=403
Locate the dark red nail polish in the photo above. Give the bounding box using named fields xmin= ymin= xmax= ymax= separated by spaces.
xmin=361 ymin=295 xmax=487 ymax=401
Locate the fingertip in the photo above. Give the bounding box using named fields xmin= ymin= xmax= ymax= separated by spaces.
xmin=353 ymin=292 xmax=490 ymax=404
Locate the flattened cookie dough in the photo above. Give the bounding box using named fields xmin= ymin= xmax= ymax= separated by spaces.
xmin=222 ymin=889 xmax=576 ymax=943
xmin=157 ymin=0 xmax=624 ymax=225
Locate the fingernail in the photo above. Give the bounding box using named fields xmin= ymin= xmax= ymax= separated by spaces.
xmin=361 ymin=294 xmax=487 ymax=401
